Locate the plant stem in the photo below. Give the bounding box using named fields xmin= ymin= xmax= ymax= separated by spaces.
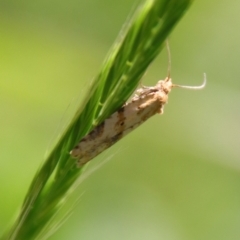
xmin=2 ymin=0 xmax=193 ymax=239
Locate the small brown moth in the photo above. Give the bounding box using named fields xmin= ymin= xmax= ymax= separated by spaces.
xmin=70 ymin=73 xmax=206 ymax=167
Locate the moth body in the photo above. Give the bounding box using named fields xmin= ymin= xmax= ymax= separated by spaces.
xmin=70 ymin=77 xmax=173 ymax=166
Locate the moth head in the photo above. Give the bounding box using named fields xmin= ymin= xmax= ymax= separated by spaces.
xmin=156 ymin=73 xmax=206 ymax=95
xmin=156 ymin=77 xmax=173 ymax=94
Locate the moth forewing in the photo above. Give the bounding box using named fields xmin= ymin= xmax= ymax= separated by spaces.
xmin=70 ymin=77 xmax=173 ymax=166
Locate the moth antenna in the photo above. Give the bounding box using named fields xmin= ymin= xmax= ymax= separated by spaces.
xmin=166 ymin=40 xmax=171 ymax=78
xmin=172 ymin=73 xmax=207 ymax=90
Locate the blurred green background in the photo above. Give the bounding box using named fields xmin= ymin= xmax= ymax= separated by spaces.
xmin=1 ymin=0 xmax=240 ymax=239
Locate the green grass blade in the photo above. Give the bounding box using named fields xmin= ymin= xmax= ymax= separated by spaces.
xmin=2 ymin=0 xmax=193 ymax=239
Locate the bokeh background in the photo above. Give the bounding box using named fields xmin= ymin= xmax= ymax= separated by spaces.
xmin=1 ymin=0 xmax=240 ymax=239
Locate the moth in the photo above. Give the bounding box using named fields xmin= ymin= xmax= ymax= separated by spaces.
xmin=70 ymin=74 xmax=206 ymax=167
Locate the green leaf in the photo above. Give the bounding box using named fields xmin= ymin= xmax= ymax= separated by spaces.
xmin=3 ymin=0 xmax=193 ymax=239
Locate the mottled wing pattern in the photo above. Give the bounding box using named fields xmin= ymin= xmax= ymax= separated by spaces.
xmin=70 ymin=77 xmax=173 ymax=166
